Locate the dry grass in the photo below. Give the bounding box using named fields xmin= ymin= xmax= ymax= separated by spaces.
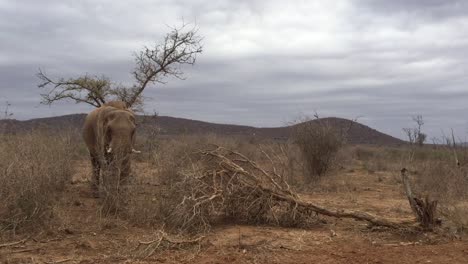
xmin=127 ymin=134 xmax=418 ymax=236
xmin=3 ymin=128 xmax=468 ymax=238
xmin=125 ymin=134 xmax=228 ymax=226
xmin=350 ymin=145 xmax=406 ymax=173
xmin=125 ymin=134 xmax=313 ymax=232
xmin=5 ymin=128 xmax=468 ymax=262
xmin=350 ymin=144 xmax=468 ymax=232
xmin=0 ymin=131 xmax=76 ymax=235
xmin=157 ymin=146 xmax=320 ymax=234
xmin=412 ymin=161 xmax=468 ymax=232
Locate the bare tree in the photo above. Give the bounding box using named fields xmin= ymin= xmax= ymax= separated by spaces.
xmin=413 ymin=115 xmax=426 ymax=146
xmin=440 ymin=128 xmax=461 ymax=167
xmin=402 ymin=115 xmax=426 ymax=147
xmin=0 ymin=101 xmax=13 ymax=134
xmin=2 ymin=101 xmax=13 ymax=120
xmin=37 ymin=73 xmax=112 ymax=107
xmin=37 ymin=23 xmax=203 ymax=109
xmin=413 ymin=115 xmax=424 ymax=132
xmin=402 ymin=127 xmax=416 ymax=145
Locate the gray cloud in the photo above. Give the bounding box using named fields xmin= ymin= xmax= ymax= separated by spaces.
xmin=357 ymin=0 xmax=468 ymax=21
xmin=1 ymin=0 xmax=468 ymax=140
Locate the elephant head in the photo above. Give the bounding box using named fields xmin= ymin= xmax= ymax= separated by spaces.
xmin=102 ymin=109 xmax=138 ymax=157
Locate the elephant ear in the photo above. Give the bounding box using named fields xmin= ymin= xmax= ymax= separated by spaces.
xmin=129 ymin=113 xmax=136 ymax=125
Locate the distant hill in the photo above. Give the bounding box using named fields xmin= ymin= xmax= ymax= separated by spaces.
xmin=0 ymin=114 xmax=404 ymax=146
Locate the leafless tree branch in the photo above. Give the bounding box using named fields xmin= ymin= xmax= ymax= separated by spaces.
xmin=128 ymin=23 xmax=203 ymax=106
xmin=37 ymin=23 xmax=202 ymax=108
xmin=37 ymin=69 xmax=110 ymax=107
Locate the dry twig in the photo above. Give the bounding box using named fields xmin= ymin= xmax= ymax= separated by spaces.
xmin=45 ymin=258 xmax=74 ymax=264
xmin=0 ymin=237 xmax=29 ymax=248
xmin=164 ymin=146 xmax=411 ymax=234
xmin=135 ymin=230 xmax=204 ymax=258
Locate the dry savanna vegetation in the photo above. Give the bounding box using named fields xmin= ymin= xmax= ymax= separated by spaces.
xmin=1 ymin=119 xmax=468 ymax=263
xmin=1 ymin=22 xmax=467 ymax=259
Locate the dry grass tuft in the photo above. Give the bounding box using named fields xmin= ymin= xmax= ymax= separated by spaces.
xmin=0 ymin=131 xmax=76 ymax=234
xmin=124 ymin=135 xmax=207 ymax=227
xmin=413 ymin=161 xmax=468 ymax=232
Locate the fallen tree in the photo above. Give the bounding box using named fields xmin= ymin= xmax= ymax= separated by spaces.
xmin=164 ymin=146 xmax=413 ymax=234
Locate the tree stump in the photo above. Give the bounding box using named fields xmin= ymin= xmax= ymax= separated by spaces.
xmin=401 ymin=168 xmax=439 ymax=230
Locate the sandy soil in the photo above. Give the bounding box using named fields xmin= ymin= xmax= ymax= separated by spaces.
xmin=1 ymin=161 xmax=467 ymax=264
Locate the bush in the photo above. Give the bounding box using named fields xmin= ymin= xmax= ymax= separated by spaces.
xmin=0 ymin=131 xmax=75 ymax=233
xmin=125 ymin=135 xmax=311 ymax=232
xmin=292 ymin=118 xmax=345 ymax=181
xmin=414 ymin=161 xmax=467 ymax=201
xmin=413 ymin=160 xmax=468 ymax=232
xmin=159 ymin=146 xmax=317 ymax=234
xmin=124 ymin=135 xmax=201 ymax=227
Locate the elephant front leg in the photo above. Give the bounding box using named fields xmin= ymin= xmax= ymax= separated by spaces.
xmin=119 ymin=158 xmax=131 ymax=186
xmin=90 ymin=154 xmax=101 ymax=198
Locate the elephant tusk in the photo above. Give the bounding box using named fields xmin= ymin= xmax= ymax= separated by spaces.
xmin=132 ymin=149 xmax=141 ymax=154
xmin=106 ymin=147 xmax=112 ymax=153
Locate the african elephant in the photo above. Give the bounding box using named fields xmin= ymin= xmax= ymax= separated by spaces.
xmin=82 ymin=101 xmax=140 ymax=197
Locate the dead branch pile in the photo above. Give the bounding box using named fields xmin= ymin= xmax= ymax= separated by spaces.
xmin=165 ymin=147 xmax=409 ymax=234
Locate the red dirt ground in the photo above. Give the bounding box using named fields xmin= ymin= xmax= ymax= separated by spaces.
xmin=1 ymin=162 xmax=467 ymax=263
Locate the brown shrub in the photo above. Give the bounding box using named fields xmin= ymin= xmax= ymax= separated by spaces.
xmin=125 ymin=134 xmax=313 ymax=232
xmin=414 ymin=161 xmax=467 ymax=200
xmin=0 ymin=131 xmax=75 ymax=233
xmin=160 ymin=146 xmax=317 ymax=234
xmin=292 ymin=119 xmax=345 ymax=181
xmin=124 ymin=135 xmax=202 ymax=226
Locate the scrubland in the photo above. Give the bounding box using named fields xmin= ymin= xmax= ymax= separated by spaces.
xmin=1 ymin=129 xmax=468 ymax=263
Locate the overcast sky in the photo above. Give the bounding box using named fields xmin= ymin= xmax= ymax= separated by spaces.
xmin=1 ymin=0 xmax=468 ymax=140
